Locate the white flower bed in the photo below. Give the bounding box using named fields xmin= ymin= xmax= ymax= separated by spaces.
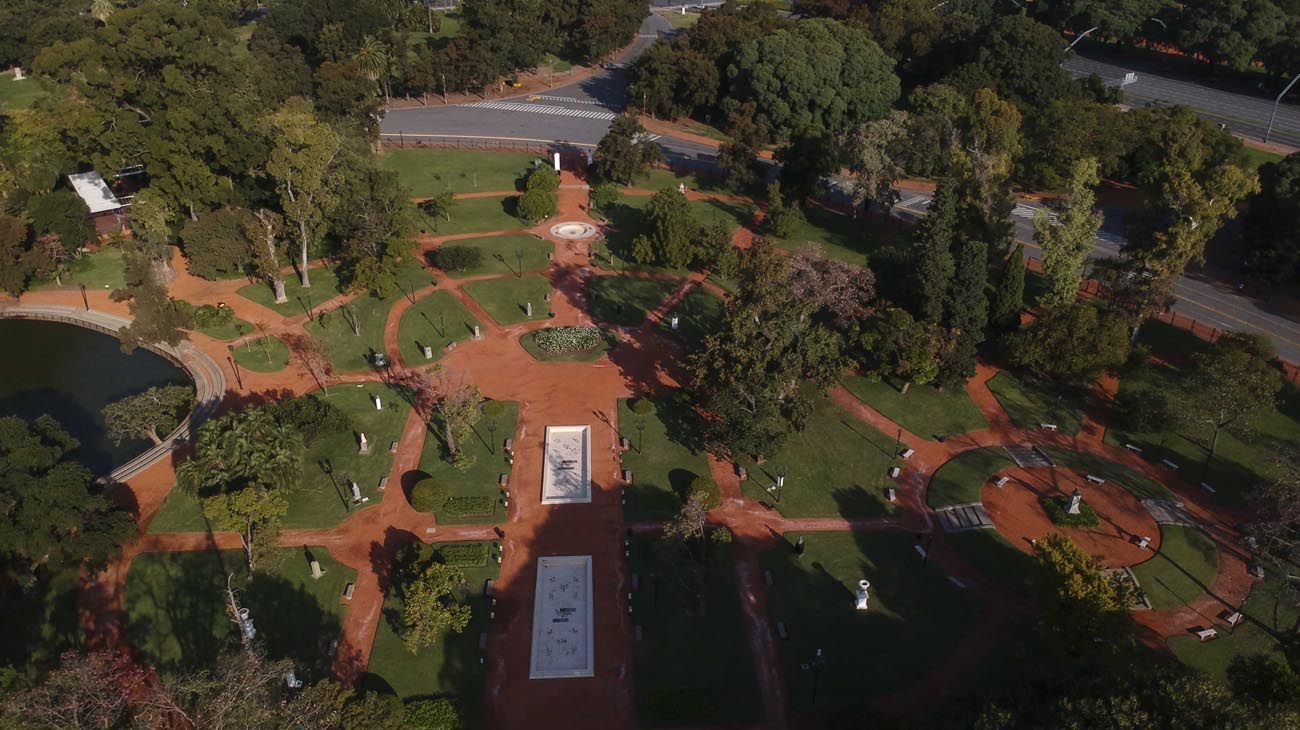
xmin=535 ymin=326 xmax=604 ymax=353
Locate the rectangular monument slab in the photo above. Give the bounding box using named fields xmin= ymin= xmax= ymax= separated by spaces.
xmin=541 ymin=425 xmax=591 ymax=504
xmin=529 ymin=555 xmax=594 ymax=679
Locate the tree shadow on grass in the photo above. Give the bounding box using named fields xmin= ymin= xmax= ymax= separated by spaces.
xmin=125 ymin=549 xmax=239 ymax=675
xmin=242 ymin=572 xmax=345 ymax=681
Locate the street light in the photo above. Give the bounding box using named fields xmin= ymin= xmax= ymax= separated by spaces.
xmin=1265 ymin=73 xmax=1299 ymax=144
xmin=635 ymin=418 xmax=646 ymax=453
xmin=774 ymin=465 xmax=788 ymax=503
xmin=805 ymin=648 xmax=827 ymax=707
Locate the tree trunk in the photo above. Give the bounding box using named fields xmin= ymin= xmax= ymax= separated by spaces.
xmin=901 ymin=381 xmax=911 ymax=395
xmin=298 ymin=224 xmax=311 ymax=288
xmin=243 ymin=520 xmax=255 ymax=573
xmin=444 ymin=417 xmax=457 ymax=457
xmin=272 ymin=277 xmax=287 ymax=305
xmin=147 ymin=426 xmax=162 ymax=446
xmin=1209 ymin=423 xmax=1222 ymax=460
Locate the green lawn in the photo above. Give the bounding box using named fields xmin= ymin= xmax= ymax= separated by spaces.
xmin=1169 ymin=578 xmax=1298 ymax=679
xmin=430 ymin=234 xmax=553 ymax=278
xmin=395 ymin=290 xmax=480 ymax=366
xmin=193 ymin=314 xmax=252 ymax=341
xmin=761 ymin=531 xmax=982 ymax=714
xmin=660 ymin=286 xmax=724 ymax=346
xmin=0 ymin=76 xmax=48 ymax=113
xmin=236 ymin=265 xmax=343 ymax=318
xmin=841 ymin=376 xmax=988 ymax=439
xmin=689 ymin=197 xmax=752 ymax=233
xmin=1130 ymin=525 xmax=1220 ymax=611
xmin=637 ymin=167 xmax=725 ymax=193
xmin=31 ymin=247 xmax=126 ymax=292
xmin=462 ymin=274 xmax=553 ymax=326
xmin=589 ymin=276 xmax=681 ymax=327
xmin=927 ymin=447 xmax=1016 ymax=508
xmin=773 ymin=205 xmax=886 ymax=267
xmin=519 ymin=328 xmax=617 ymax=362
xmin=422 ymin=196 xmax=526 ymax=236
xmin=738 ymin=396 xmax=901 ymax=519
xmin=1136 ymin=320 xmax=1212 ymax=363
xmin=617 ymin=397 xmax=712 ymax=521
xmin=1242 ymin=146 xmax=1285 ymax=171
xmin=1103 ymin=361 xmax=1300 ymax=506
xmin=124 ymin=548 xmax=354 ymax=677
xmin=5 ymin=566 xmax=81 ymax=675
xmin=1040 ymin=448 xmax=1176 ymax=501
xmin=944 ymin=528 xmax=1040 ymax=597
xmin=303 ymin=294 xmax=399 ymax=374
xmin=232 ymin=336 xmax=290 ymax=373
xmin=986 ymin=370 xmax=1086 ymax=435
xmin=413 ymin=401 xmax=517 ymax=524
xmin=594 ymin=197 xmax=691 ymax=277
xmin=631 ymin=536 xmax=762 ymax=726
xmin=362 ymin=541 xmax=497 ymax=725
xmin=380 ymin=148 xmax=541 ymax=195
xmin=657 ymin=8 xmax=702 ymax=29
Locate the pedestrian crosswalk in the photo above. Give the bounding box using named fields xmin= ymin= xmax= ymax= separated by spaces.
xmin=526 ymin=95 xmax=607 ymax=106
xmin=463 ymin=100 xmax=616 ymax=121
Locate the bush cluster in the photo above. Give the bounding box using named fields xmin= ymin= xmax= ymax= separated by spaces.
xmin=687 ymin=475 xmax=721 ymax=510
xmin=1040 ymin=494 xmax=1100 ymax=528
xmin=535 ymin=326 xmax=604 ymax=353
xmin=433 ymin=245 xmax=483 ymax=272
xmin=441 ymin=495 xmax=495 ymax=517
xmin=431 ymin=541 xmax=490 ymax=568
xmin=409 ymin=478 xmax=450 ymax=512
xmin=267 ymin=395 xmax=351 ymax=444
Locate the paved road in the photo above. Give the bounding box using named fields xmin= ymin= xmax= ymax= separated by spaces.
xmin=1064 ymin=52 xmax=1300 ymax=148
xmin=380 ymin=13 xmax=1300 ymax=362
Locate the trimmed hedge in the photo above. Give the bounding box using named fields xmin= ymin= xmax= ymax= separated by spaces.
xmin=1041 ymin=495 xmax=1100 ymax=528
xmin=433 ymin=245 xmax=483 ymax=272
xmin=534 ymin=326 xmax=604 ymax=353
xmin=409 ymin=479 xmax=449 ymax=512
xmin=442 ymin=495 xmax=495 ymax=517
xmin=431 ymin=542 xmax=490 ymax=568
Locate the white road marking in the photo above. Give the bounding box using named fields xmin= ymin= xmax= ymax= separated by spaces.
xmin=462 ymin=101 xmax=616 ymax=121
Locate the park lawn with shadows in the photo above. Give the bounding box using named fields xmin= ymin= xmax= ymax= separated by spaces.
xmin=1103 ymin=359 xmax=1300 ymax=506
xmin=191 ymin=314 xmax=252 ymax=342
xmin=637 ymin=167 xmax=726 ymax=193
xmin=124 ymin=548 xmax=354 ymax=677
xmin=395 ymin=290 xmax=480 ymax=365
xmin=926 ymin=447 xmax=1016 ymax=508
xmin=944 ymin=528 xmax=1040 ymax=597
xmin=422 ymin=196 xmax=526 ymax=236
xmin=519 ymin=328 xmax=617 ymax=362
xmin=738 ymin=396 xmax=901 ymax=519
xmin=594 ymin=197 xmax=691 ymax=277
xmin=287 ymin=384 xmax=411 ymax=528
xmin=1135 ymin=319 xmax=1214 ymax=362
xmin=232 ymin=336 xmax=290 ymax=373
xmin=1168 ymin=576 xmax=1298 ymax=679
xmin=462 ymin=274 xmax=553 ymax=326
xmin=431 ymin=234 xmax=553 ymax=278
xmin=303 ymin=293 xmax=400 ymax=374
xmin=630 ymin=536 xmax=762 ymax=727
xmin=689 ymin=197 xmax=751 ymax=233
xmin=773 ymin=205 xmax=891 ymax=267
xmin=414 ymin=400 xmax=517 ymax=524
xmin=761 ymin=530 xmax=982 ymax=714
xmin=236 ymin=265 xmax=343 ymax=318
xmin=3 ymin=566 xmax=82 ymax=677
xmin=363 ymin=541 xmax=497 ymax=724
xmin=986 ymin=370 xmax=1086 ymax=435
xmin=1040 ymin=448 xmax=1176 ymax=501
xmin=617 ymin=397 xmax=711 ymax=521
xmin=31 ymin=247 xmax=126 ymax=292
xmin=589 ymin=276 xmax=681 ymax=327
xmin=380 ymin=149 xmax=541 ymax=195
xmin=1130 ymin=525 xmax=1221 ymax=611
xmin=659 ymin=286 xmax=724 ymax=346
xmin=0 ymin=76 xmax=49 ymax=113
xmin=841 ymin=376 xmax=987 ymax=439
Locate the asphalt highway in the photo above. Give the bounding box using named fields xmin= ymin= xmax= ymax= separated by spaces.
xmin=380 ymin=12 xmax=1300 ymax=362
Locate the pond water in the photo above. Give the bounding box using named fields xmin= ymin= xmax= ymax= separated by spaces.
xmin=0 ymin=319 xmax=191 ymax=474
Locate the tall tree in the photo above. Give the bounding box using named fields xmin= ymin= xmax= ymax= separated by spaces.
xmin=202 ymin=486 xmax=288 ymax=572
xmin=775 ymin=125 xmax=839 ymax=204
xmin=857 ymin=307 xmax=942 ymax=392
xmin=1005 ymin=302 xmax=1131 ymax=384
xmin=1035 ymin=533 xmax=1137 ymax=658
xmin=1243 ymin=152 xmax=1300 ymax=290
xmin=844 ymin=110 xmax=908 ymax=216
xmin=435 ymin=369 xmax=483 ymax=468
xmin=1036 ymin=158 xmax=1103 ymax=307
xmin=176 ymin=407 xmax=304 ymax=497
xmin=592 ymin=113 xmax=663 ymax=185
xmin=1 ymin=650 xmax=145 ymax=730
xmin=911 ymin=177 xmax=958 ymax=324
xmin=631 ymin=188 xmax=698 ymax=268
xmin=941 ymin=235 xmax=988 ymax=383
xmin=266 ymin=98 xmax=345 ymax=289
xmin=989 ymin=243 xmax=1026 ymax=332
xmin=102 ymin=385 xmax=194 ymax=446
xmin=401 ymin=563 xmax=471 ymax=654
xmin=111 ymin=245 xmax=191 ymax=353
xmin=1174 ymin=333 xmax=1283 ymax=463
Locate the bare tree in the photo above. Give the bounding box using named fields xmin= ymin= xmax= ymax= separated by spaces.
xmin=284 ymin=333 xmax=333 ymax=394
xmin=785 ymin=244 xmax=877 ymax=328
xmin=434 ymin=367 xmax=483 ymax=465
xmin=2 ymin=650 xmax=146 ymax=729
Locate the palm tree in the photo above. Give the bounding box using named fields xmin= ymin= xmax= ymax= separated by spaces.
xmin=177 ymin=408 xmax=303 ymax=495
xmin=354 ymin=35 xmax=392 ymax=103
xmin=90 ymin=0 xmax=115 ymax=25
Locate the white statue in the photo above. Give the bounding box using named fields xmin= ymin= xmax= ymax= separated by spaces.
xmin=855 ymin=579 xmax=871 ymax=610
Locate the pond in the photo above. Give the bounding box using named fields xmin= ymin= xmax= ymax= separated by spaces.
xmin=0 ymin=319 xmax=191 ymax=474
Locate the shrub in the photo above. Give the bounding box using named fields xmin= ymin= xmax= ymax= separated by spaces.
xmin=524 ymin=164 xmax=560 ymax=193
xmin=432 ymin=542 xmax=489 ymax=567
xmin=441 ymin=495 xmax=494 ymax=517
xmin=517 ymin=188 xmax=557 ymax=222
xmin=192 ymin=303 xmax=234 ymax=330
xmin=267 ymin=395 xmax=351 ymax=444
xmin=630 ymin=398 xmax=656 ymax=417
xmin=534 ymin=326 xmax=603 ymax=353
xmin=403 ymin=698 xmax=463 ymax=730
xmin=410 ymin=479 xmax=450 ymax=512
xmin=1040 ymin=494 xmax=1100 ymax=528
xmin=433 ymin=245 xmax=483 ymax=272
xmin=687 ymin=475 xmax=721 ymax=510
xmin=1114 ymin=386 xmax=1177 ymax=433
xmin=710 ymin=526 xmax=733 ymax=546
xmin=589 ymin=181 xmax=621 ymax=212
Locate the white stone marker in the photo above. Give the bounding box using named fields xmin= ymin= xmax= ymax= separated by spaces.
xmin=373 ymin=394 xmax=382 ymax=410
xmin=310 ymin=560 xmax=325 ymax=579
xmin=358 ymin=432 xmax=371 ymax=455
xmin=473 ymin=325 xmax=482 ymax=339
xmin=350 ymin=482 xmax=362 ymax=502
xmin=422 ymin=344 xmax=434 ymax=359
xmin=670 ymin=315 xmax=679 ymax=330
xmin=855 ymin=579 xmax=871 ymax=610
xmin=1067 ymin=488 xmax=1082 ymax=515
xmin=526 ymin=301 xmax=534 ymax=317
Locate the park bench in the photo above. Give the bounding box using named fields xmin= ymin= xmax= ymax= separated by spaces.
xmin=1040 ymin=423 xmax=1058 ymax=431
xmin=1125 ymin=443 xmax=1143 ymax=453
xmin=623 ymin=469 xmax=633 ymax=484
xmin=764 ymin=569 xmax=773 ymax=587
xmin=886 ymin=487 xmax=897 ymax=503
xmin=914 ymin=544 xmax=928 ymax=559
xmin=504 ymin=438 xmax=514 ymax=453
xmin=342 ymin=583 xmax=355 ymax=600
xmin=635 ymin=626 xmax=643 ymax=642
xmin=900 ymin=448 xmax=915 ymax=460
xmin=620 ymin=437 xmax=630 ymax=450
xmin=994 ymin=476 xmax=1010 ymax=488
xmin=377 ymin=477 xmax=388 ymax=491
xmin=1138 ymin=536 xmax=1151 ymax=550
xmin=737 ymin=466 xmax=748 ymax=481
xmin=484 ymin=579 xmax=495 ymax=597
xmin=1162 ymin=459 xmax=1180 ymax=470
xmin=1195 ymin=628 xmax=1218 ymax=642
xmin=388 ymin=440 xmax=398 ymax=454
xmin=947 ymin=576 xmax=967 ymax=590
xmin=1201 ymin=482 xmax=1217 ymax=495
xmin=1086 ymin=475 xmax=1106 ymax=484
xmin=499 ymin=473 xmax=509 ymax=487
xmin=888 ymin=466 xmax=901 ymax=479
xmin=1225 ymin=611 xmax=1244 ymax=627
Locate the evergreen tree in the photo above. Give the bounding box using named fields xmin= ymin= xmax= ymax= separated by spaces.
xmin=940 ymin=236 xmax=988 ymax=384
xmin=1037 ymin=158 xmax=1103 ymax=307
xmin=911 ymin=177 xmax=958 ymax=323
xmin=592 ymin=113 xmax=663 ymax=185
xmin=989 ymin=243 xmax=1026 ymax=332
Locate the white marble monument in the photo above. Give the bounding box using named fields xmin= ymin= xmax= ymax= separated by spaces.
xmin=529 ymin=555 xmax=594 ymax=679
xmin=541 ymin=425 xmax=592 ymax=504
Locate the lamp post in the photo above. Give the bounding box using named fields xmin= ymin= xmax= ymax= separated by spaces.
xmin=487 ymin=419 xmax=497 ymax=455
xmin=893 ymin=426 xmax=903 ymax=458
xmin=635 ymin=418 xmax=645 ymax=454
xmin=775 ymin=465 xmax=788 ymax=503
xmin=79 ymin=283 xmax=88 ymax=310
xmin=806 ymin=648 xmax=827 ymax=707
xmin=1265 ymin=73 xmax=1299 ymax=144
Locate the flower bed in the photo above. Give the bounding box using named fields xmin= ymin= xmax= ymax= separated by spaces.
xmin=1041 ymin=495 xmax=1100 ymax=528
xmin=534 ymin=326 xmax=604 ymax=353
